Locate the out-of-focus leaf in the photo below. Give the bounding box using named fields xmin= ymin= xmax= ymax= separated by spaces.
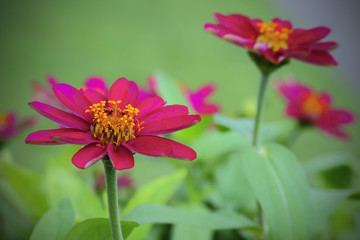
xmin=175 ymin=115 xmax=213 ymax=142
xmin=153 ymin=71 xmax=188 ymax=106
xmin=171 ymin=224 xmax=213 ymax=240
xmin=303 ymin=153 xmax=360 ymax=188
xmin=241 ymin=144 xmax=315 ymax=240
xmin=124 ymin=204 xmax=257 ymax=230
xmin=213 ymin=114 xmax=291 ymax=143
xmin=30 ymin=197 xmax=75 ymax=240
xmin=210 ymin=150 xmax=256 ymax=213
xmin=0 ymin=158 xmax=48 ymax=220
xmin=64 ymin=218 xmax=139 ymax=240
xmin=44 ymin=162 xmax=106 ymax=220
xmin=311 ymin=189 xmax=353 ymax=229
xmin=124 ymin=169 xmax=186 ymax=240
xmin=191 ymin=130 xmax=250 ymax=162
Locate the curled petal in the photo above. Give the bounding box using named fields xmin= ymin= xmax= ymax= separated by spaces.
xmin=72 ymin=143 xmax=107 ymax=169
xmin=124 ymin=135 xmax=196 ymax=160
xmin=29 ymin=101 xmax=89 ymax=130
xmin=107 ymin=144 xmax=134 ymax=170
xmin=52 ymin=83 xmax=93 ymax=122
xmin=109 ymin=78 xmax=139 ymax=108
xmin=83 ymin=76 xmax=108 ymax=96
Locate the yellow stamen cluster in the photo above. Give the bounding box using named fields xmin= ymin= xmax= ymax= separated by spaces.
xmin=256 ymin=21 xmax=292 ymax=52
xmin=86 ymin=100 xmax=142 ymax=147
xmin=302 ymin=93 xmax=328 ymax=118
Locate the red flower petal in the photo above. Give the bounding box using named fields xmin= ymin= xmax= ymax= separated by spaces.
xmin=138 ymin=105 xmax=189 ymax=123
xmin=291 ymin=50 xmax=338 ymax=66
xmin=25 ymin=128 xmax=82 ymax=145
xmin=107 ymin=144 xmax=135 ymax=170
xmin=29 ymin=101 xmax=89 ymax=130
xmin=140 ymin=115 xmax=201 ymax=135
xmin=213 ymin=13 xmax=258 ymax=39
xmin=290 ymin=27 xmax=330 ymax=44
xmin=109 ymin=78 xmax=139 ymax=108
xmin=72 ymin=143 xmax=107 ymax=169
xmin=83 ymin=76 xmax=108 ymax=96
xmin=135 ymin=96 xmax=165 ymax=119
xmin=51 ymin=131 xmax=98 ymax=145
xmin=124 ymin=135 xmax=196 ymax=160
xmin=83 ymin=89 xmax=107 ymax=105
xmin=52 ymin=83 xmax=93 ymax=122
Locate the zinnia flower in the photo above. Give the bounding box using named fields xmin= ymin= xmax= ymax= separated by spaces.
xmin=204 ymin=13 xmax=338 ymax=66
xmin=25 ymin=78 xmax=200 ymax=170
xmin=139 ymin=75 xmax=220 ymax=115
xmin=0 ymin=112 xmax=37 ymax=142
xmin=276 ymin=79 xmax=355 ymax=139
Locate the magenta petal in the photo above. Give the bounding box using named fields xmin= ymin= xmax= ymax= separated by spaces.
xmin=292 ymin=50 xmax=338 ymax=66
xmin=52 ymin=83 xmax=93 ymax=122
xmin=291 ymin=27 xmax=330 ymax=44
xmin=135 ymin=96 xmax=166 ymax=118
xmin=140 ymin=115 xmax=201 ymax=135
xmin=124 ymin=81 xmax=139 ymax=106
xmin=83 ymin=76 xmax=108 ymax=96
xmin=138 ymin=105 xmax=189 ymax=123
xmin=51 ymin=131 xmax=98 ymax=145
xmin=109 ymin=78 xmax=130 ymax=108
xmin=29 ymin=101 xmax=89 ymax=130
xmin=25 ymin=128 xmax=82 ymax=145
xmin=107 ymin=144 xmax=134 ymax=170
xmin=72 ymin=143 xmax=107 ymax=169
xmin=83 ymin=89 xmax=107 ymax=105
xmin=275 ymin=80 xmax=311 ymax=103
xmin=124 ymin=135 xmax=196 ymax=160
xmin=187 ymin=84 xmax=220 ymax=115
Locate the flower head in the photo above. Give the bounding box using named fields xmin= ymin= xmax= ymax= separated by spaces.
xmin=276 ymin=79 xmax=355 ymax=139
xmin=0 ymin=112 xmax=37 ymax=142
xmin=139 ymin=75 xmax=220 ymax=115
xmin=26 ymin=78 xmax=200 ymax=170
xmin=205 ymin=13 xmax=338 ymax=65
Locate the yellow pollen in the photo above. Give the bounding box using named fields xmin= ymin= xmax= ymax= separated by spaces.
xmin=86 ymin=101 xmax=143 ymax=147
xmin=302 ymin=93 xmax=328 ymax=118
xmin=256 ymin=21 xmax=292 ymax=52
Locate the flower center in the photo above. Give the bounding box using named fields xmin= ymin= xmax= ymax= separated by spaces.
xmin=256 ymin=21 xmax=292 ymax=52
xmin=301 ymin=93 xmax=328 ymax=119
xmin=86 ymin=101 xmax=141 ymax=146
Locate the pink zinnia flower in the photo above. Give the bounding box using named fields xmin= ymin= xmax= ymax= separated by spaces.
xmin=205 ymin=13 xmax=338 ymax=65
xmin=25 ymin=78 xmax=200 ymax=170
xmin=139 ymin=75 xmax=220 ymax=115
xmin=276 ymin=79 xmax=355 ymax=139
xmin=0 ymin=112 xmax=37 ymax=142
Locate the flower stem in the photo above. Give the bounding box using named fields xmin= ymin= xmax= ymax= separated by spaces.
xmin=252 ymin=72 xmax=270 ymax=147
xmin=103 ymin=158 xmax=123 ymax=240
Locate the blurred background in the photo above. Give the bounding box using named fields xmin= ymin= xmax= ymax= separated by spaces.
xmin=0 ymin=0 xmax=359 ymax=173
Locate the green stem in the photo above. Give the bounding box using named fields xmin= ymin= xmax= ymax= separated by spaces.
xmin=252 ymin=72 xmax=270 ymax=147
xmin=103 ymin=158 xmax=123 ymax=240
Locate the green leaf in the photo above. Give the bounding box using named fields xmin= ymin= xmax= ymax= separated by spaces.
xmin=30 ymin=197 xmax=75 ymax=240
xmin=124 ymin=204 xmax=256 ymax=230
xmin=0 ymin=159 xmax=48 ymax=220
xmin=191 ymin=130 xmax=250 ymax=162
xmin=210 ymin=151 xmax=256 ymax=212
xmin=171 ymin=224 xmax=213 ymax=240
xmin=241 ymin=144 xmax=314 ymax=240
xmin=123 ymin=169 xmax=186 ymax=240
xmin=44 ymin=163 xmax=106 ymax=220
xmin=153 ymin=71 xmax=188 ymax=106
xmin=65 ymin=218 xmax=139 ymax=240
xmin=123 ymin=169 xmax=186 ymax=214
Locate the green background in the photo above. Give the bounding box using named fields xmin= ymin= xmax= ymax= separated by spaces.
xmin=0 ymin=0 xmax=358 ymax=172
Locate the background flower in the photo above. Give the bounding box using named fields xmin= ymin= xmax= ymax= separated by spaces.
xmin=205 ymin=13 xmax=338 ymax=65
xmin=276 ymin=78 xmax=355 ymax=139
xmin=0 ymin=111 xmax=37 ymax=142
